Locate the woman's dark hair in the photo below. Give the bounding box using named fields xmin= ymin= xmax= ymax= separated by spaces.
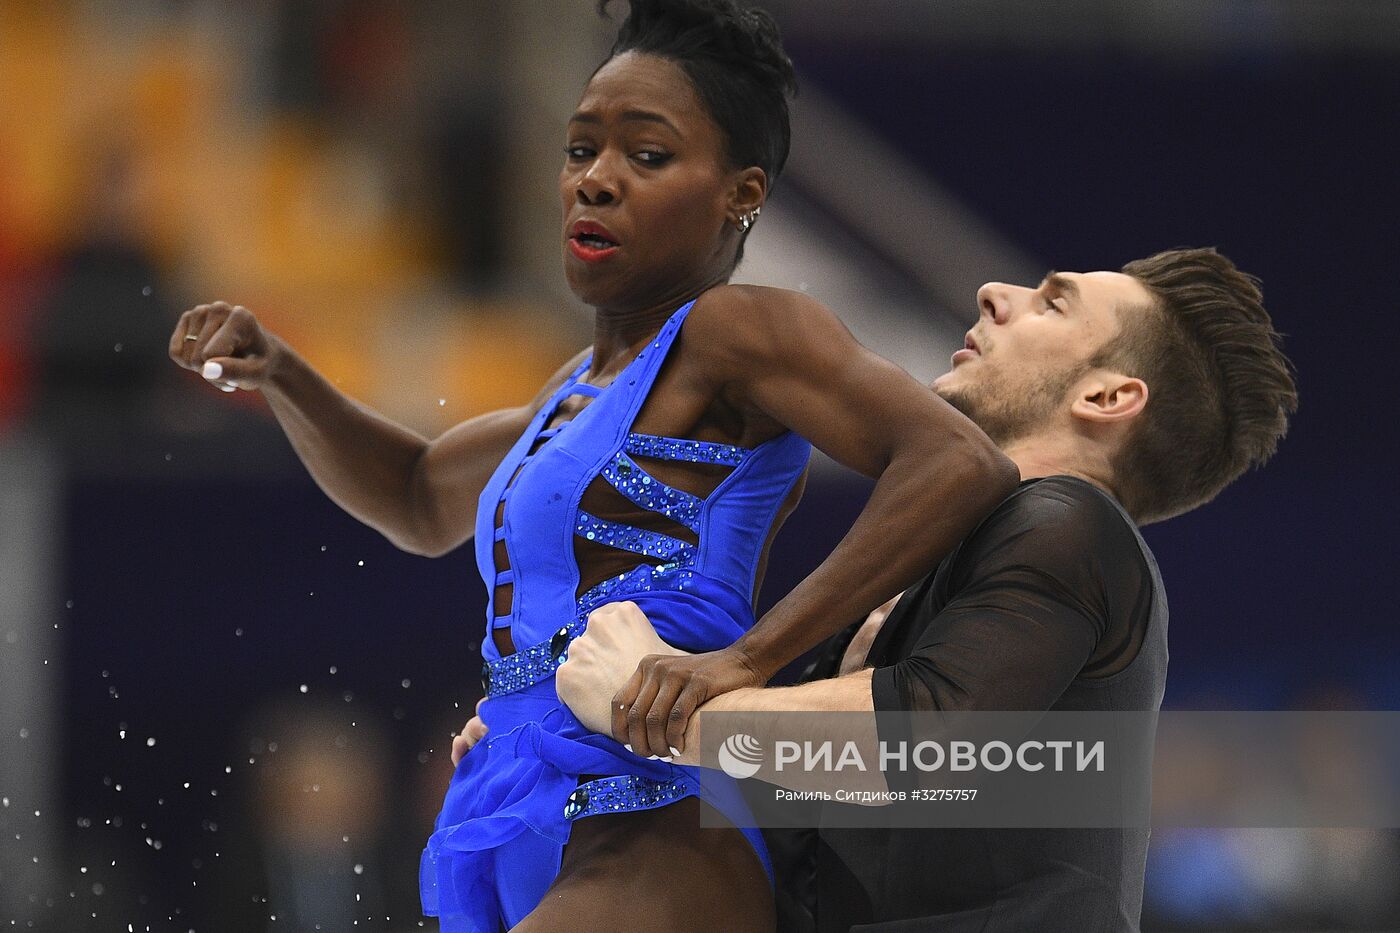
xmin=598 ymin=0 xmax=797 ymax=188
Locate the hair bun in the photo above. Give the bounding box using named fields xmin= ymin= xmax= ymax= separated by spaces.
xmin=600 ymin=0 xmax=797 ymax=99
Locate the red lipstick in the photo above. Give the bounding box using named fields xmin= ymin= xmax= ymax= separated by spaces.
xmin=568 ymin=220 xmax=620 ymax=263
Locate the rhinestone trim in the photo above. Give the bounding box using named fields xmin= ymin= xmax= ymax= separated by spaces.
xmin=482 ymin=562 xmax=696 ymax=698
xmin=601 ymin=452 xmax=702 ymax=533
xmin=624 ymin=433 xmax=751 ymax=467
xmin=563 ymin=773 xmax=693 ymax=821
xmin=574 ymin=562 xmax=696 ymax=621
xmin=574 ymin=510 xmax=693 ymax=563
xmin=481 ymin=619 xmax=585 ymax=697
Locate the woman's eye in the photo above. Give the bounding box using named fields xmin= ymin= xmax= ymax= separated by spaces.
xmin=564 ymin=146 xmax=594 ymax=160
xmin=634 ymin=150 xmax=672 ymax=166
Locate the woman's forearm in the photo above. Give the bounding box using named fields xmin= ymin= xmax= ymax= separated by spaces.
xmin=736 ymin=432 xmax=1017 ymax=677
xmin=260 ymin=334 xmax=437 ymax=554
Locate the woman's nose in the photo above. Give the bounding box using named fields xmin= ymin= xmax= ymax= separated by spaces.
xmin=576 ymin=183 xmax=615 ymax=206
xmin=576 ymin=161 xmax=618 ymax=206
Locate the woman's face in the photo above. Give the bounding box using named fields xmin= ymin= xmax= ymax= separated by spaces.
xmin=560 ymin=52 xmax=748 ymax=311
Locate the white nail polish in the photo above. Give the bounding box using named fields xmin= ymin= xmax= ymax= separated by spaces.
xmin=202 ymin=361 xmax=223 ymax=380
xmin=624 ymin=743 xmax=633 ymax=753
xmin=218 ymin=384 xmax=236 ymax=393
xmin=670 ymin=746 xmax=682 ymax=757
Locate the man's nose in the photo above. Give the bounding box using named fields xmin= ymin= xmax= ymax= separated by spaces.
xmin=976 ymin=283 xmax=1010 ymax=325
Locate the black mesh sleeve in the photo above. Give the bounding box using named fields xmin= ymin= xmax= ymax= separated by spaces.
xmin=872 ymin=478 xmax=1149 ymax=714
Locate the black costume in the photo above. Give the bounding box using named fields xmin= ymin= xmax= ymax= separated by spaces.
xmin=773 ymin=476 xmax=1169 ymax=932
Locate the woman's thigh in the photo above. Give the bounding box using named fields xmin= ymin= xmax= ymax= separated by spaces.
xmin=512 ymin=795 xmax=774 ymax=932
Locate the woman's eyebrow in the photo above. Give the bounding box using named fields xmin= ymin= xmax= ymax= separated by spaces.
xmin=569 ymin=109 xmax=681 ymax=134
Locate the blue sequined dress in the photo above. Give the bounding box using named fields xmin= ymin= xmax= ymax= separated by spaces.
xmin=420 ymin=300 xmax=811 ymax=931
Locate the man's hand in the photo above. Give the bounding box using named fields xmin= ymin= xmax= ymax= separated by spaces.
xmin=564 ymin=602 xmax=768 ymax=758
xmin=450 ymin=697 xmax=488 ymax=767
xmin=556 ymin=602 xmax=690 ymax=741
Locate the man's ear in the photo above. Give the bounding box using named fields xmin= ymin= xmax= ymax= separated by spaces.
xmin=728 ymin=167 xmax=768 ymax=227
xmin=1071 ymin=372 xmax=1148 ymax=425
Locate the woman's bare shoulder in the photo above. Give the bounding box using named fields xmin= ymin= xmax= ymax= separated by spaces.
xmin=686 ymin=284 xmax=857 ymax=371
xmin=692 ymin=283 xmax=832 ymax=321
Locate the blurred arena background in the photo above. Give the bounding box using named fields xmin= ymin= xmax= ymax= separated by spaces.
xmin=1 ymin=1 xmax=1397 ymax=929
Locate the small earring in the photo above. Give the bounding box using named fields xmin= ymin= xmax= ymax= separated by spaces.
xmin=739 ymin=206 xmax=760 ymax=232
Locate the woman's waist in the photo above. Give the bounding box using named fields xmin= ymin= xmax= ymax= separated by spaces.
xmin=472 ymin=694 xmax=682 ymax=780
xmin=490 ymin=569 xmax=754 ymax=656
xmin=463 ymin=703 xmax=729 ymax=795
xmin=477 ymin=682 xmax=573 ymax=735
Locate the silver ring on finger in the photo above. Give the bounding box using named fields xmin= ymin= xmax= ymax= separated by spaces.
xmin=184 ymin=334 xmax=199 ymax=342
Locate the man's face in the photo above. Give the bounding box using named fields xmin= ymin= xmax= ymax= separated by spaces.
xmin=932 ymin=271 xmax=1154 ymax=446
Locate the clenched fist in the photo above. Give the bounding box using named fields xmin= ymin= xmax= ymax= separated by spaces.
xmin=169 ymin=301 xmax=282 ymax=392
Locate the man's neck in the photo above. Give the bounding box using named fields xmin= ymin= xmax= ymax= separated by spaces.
xmin=999 ymin=436 xmax=1118 ymax=500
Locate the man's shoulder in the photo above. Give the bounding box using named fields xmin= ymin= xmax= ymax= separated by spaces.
xmin=992 ymin=475 xmax=1131 ymax=528
xmin=962 ymin=476 xmax=1143 ymax=565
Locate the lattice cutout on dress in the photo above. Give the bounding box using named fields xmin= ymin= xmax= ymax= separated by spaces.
xmin=570 ymin=435 xmax=753 ymax=602
xmin=489 ymin=385 xmax=602 ymax=650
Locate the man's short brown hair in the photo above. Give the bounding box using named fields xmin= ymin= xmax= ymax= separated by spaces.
xmin=1097 ymin=248 xmax=1297 ymax=523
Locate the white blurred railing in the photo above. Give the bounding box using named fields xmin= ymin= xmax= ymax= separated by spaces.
xmin=0 ymin=437 xmax=62 ymax=920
